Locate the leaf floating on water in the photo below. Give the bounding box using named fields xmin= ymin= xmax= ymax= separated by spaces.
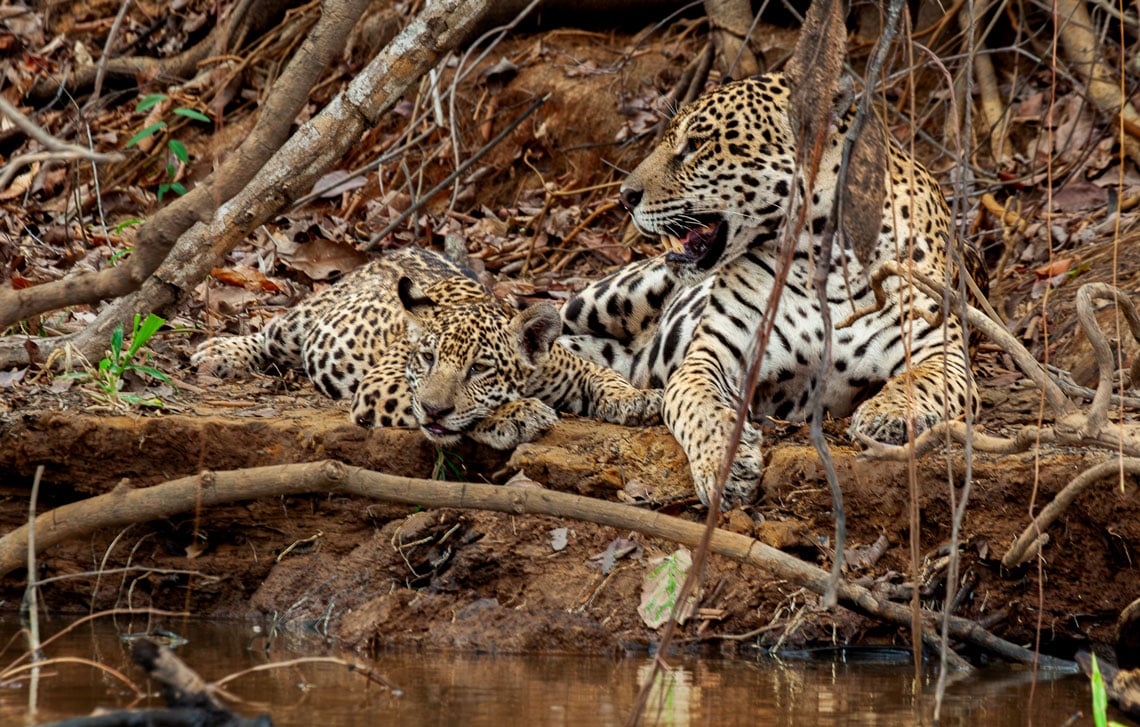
xmin=638 ymin=547 xmax=694 ymax=629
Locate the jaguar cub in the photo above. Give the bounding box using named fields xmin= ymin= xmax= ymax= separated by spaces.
xmin=193 ymin=246 xmax=661 ymax=449
xmin=561 ymin=74 xmax=987 ymax=509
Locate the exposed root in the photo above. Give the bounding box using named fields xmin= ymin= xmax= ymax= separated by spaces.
xmin=848 ymin=263 xmax=1140 ymax=572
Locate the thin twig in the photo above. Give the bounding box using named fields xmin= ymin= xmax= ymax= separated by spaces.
xmin=89 ymin=0 xmax=132 ymax=107
xmin=0 ymin=98 xmax=123 ymax=190
xmin=365 ymin=94 xmax=549 ymax=249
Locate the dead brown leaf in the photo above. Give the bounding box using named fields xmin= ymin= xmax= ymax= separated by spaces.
xmin=278 ymin=239 xmax=368 ymax=280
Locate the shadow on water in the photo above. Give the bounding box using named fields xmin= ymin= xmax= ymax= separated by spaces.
xmin=0 ymin=618 xmax=1124 ymax=726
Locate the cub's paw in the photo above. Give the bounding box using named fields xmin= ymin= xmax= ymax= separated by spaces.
xmin=848 ymin=399 xmax=944 ymax=445
xmin=190 ymin=336 xmax=262 ymax=379
xmin=469 ymin=398 xmax=560 ymax=450
xmin=595 ymin=387 xmax=663 ymax=426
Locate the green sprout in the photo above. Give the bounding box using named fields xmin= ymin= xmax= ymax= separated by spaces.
xmin=432 ymin=449 xmax=466 ymax=481
xmin=126 ymin=93 xmax=211 ymax=201
xmin=60 ymin=314 xmax=172 ymax=408
xmin=1089 ymin=653 xmax=1127 ymax=727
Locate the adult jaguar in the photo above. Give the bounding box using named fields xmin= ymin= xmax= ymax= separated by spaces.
xmin=192 ymin=246 xmax=661 ymax=449
xmin=560 ymin=73 xmax=987 ymax=510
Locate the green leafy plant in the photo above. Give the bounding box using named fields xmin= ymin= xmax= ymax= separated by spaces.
xmin=127 ymin=93 xmax=211 ymax=201
xmin=1089 ymin=653 xmax=1128 ymax=727
xmin=61 ymin=314 xmax=172 ymax=408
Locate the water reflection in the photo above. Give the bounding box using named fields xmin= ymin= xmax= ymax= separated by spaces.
xmin=0 ymin=618 xmax=1120 ymax=726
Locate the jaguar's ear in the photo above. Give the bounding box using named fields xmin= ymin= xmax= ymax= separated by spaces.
xmin=512 ymin=303 xmax=560 ymax=367
xmin=398 ymin=277 xmax=436 ymax=317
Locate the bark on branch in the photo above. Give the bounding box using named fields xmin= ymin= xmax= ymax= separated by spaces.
xmin=0 ymin=0 xmax=494 ymax=368
xmin=0 ymin=460 xmax=1073 ymax=669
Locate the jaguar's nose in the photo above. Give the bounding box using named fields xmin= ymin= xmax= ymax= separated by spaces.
xmin=620 ymin=186 xmax=643 ymax=211
xmin=420 ymin=402 xmax=454 ymax=421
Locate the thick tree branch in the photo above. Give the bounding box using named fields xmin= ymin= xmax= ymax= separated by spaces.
xmin=1 ymin=0 xmax=493 ymax=368
xmin=0 ymin=0 xmax=363 ymax=333
xmin=0 ymin=460 xmax=1073 ymax=669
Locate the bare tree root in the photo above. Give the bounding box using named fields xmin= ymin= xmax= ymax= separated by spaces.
xmin=1003 ymin=457 xmax=1140 ymax=568
xmin=0 ymin=460 xmax=1073 ymax=669
xmin=844 ymin=262 xmax=1140 ymax=569
xmin=0 ymin=0 xmax=494 ymax=367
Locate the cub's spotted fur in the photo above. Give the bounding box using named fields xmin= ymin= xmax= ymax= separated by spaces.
xmin=193 ymin=246 xmax=661 ymax=449
xmin=561 ymin=74 xmax=987 ymax=509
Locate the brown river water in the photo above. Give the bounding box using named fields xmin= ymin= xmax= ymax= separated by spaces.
xmin=0 ymin=618 xmax=1129 ymax=726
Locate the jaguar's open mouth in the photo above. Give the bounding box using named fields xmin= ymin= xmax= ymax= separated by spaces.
xmin=662 ymin=218 xmax=727 ymax=270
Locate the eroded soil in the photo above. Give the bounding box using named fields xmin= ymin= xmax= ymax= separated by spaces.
xmin=1 ymin=357 xmax=1137 ymax=660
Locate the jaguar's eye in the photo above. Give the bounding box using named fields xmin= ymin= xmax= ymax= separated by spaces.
xmin=683 ymin=137 xmax=703 ymax=157
xmin=468 ymin=362 xmax=492 ymax=377
xmin=420 ymin=350 xmax=435 ymax=366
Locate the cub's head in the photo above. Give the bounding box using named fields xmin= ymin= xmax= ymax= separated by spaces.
xmin=621 ymin=74 xmax=803 ymax=274
xmin=351 ymin=276 xmax=560 ymax=446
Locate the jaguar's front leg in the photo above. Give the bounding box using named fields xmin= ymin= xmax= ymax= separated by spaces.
xmin=847 ymin=342 xmax=977 ymax=444
xmin=662 ymin=356 xmax=763 ymax=510
xmin=534 ymin=344 xmax=662 ymax=426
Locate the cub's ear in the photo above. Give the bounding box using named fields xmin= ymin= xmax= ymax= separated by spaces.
xmin=512 ymin=303 xmax=560 ymax=367
xmin=398 ymin=277 xmax=436 ymax=316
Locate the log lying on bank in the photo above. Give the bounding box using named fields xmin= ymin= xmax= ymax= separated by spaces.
xmin=0 ymin=458 xmax=1074 ymax=670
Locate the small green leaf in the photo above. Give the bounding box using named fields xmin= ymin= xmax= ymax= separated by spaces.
xmin=113 ymin=218 xmax=142 ymax=234
xmin=169 ymin=182 xmax=187 ymax=196
xmin=127 ymin=364 xmax=172 ymax=384
xmin=1091 ymin=654 xmax=1109 ymax=727
xmin=110 ymin=324 xmax=125 ymax=361
xmin=173 ymin=107 xmax=211 ymax=123
xmin=135 ymin=93 xmax=168 ymax=112
xmin=168 ymin=138 xmax=189 ymax=164
xmin=126 ymin=121 xmax=167 ymax=148
xmin=125 ymin=313 xmax=165 ymax=361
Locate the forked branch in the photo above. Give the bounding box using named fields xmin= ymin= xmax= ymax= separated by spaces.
xmin=847 ymin=263 xmax=1140 ymax=569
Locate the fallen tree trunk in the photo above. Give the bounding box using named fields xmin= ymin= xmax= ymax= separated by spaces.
xmin=0 ymin=459 xmax=1074 ymax=670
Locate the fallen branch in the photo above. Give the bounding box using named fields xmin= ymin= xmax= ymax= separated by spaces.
xmin=0 ymin=0 xmax=366 ymax=336
xmin=0 ymin=460 xmax=1074 ymax=670
xmin=0 ymin=98 xmax=125 ymax=190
